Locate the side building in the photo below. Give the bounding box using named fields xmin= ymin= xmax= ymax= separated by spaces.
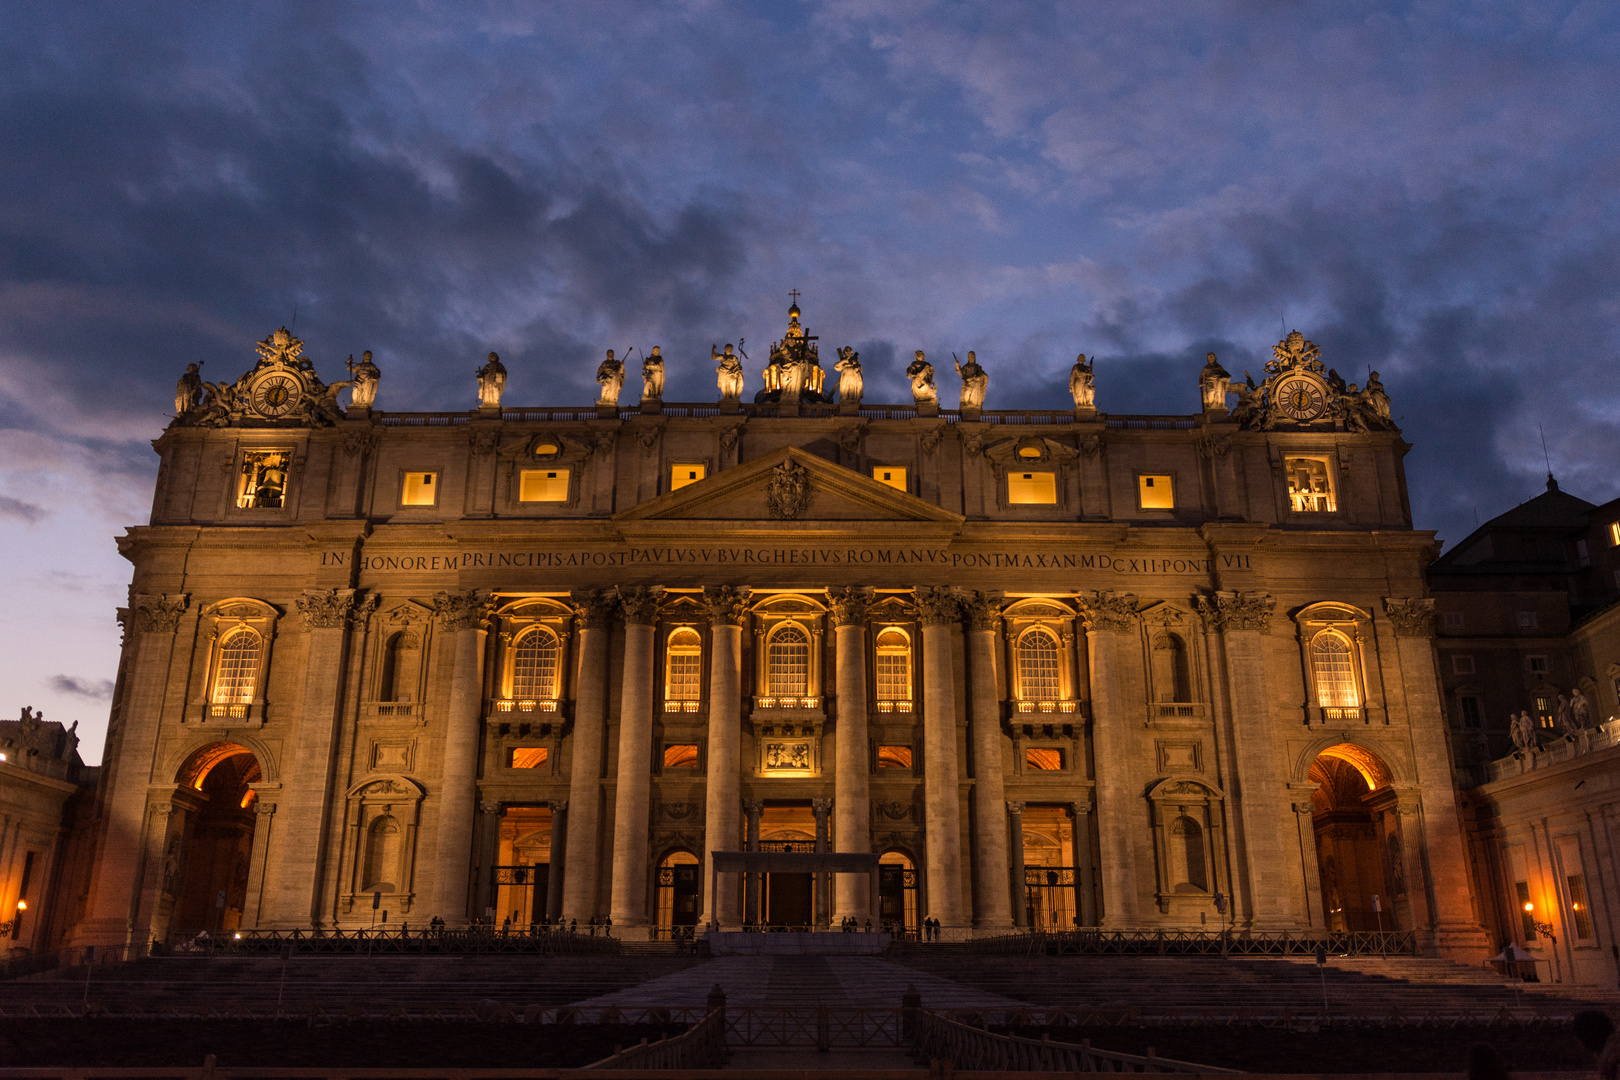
xmin=70 ymin=310 xmax=1486 ymax=956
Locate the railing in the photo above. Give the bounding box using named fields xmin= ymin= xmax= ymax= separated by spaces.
xmin=727 ymin=1007 xmax=907 ymax=1048
xmin=375 ymin=412 xmax=471 ymax=426
xmin=1014 ymin=700 xmax=1079 ymax=714
xmin=1152 ymin=703 xmax=1204 ymax=719
xmin=161 ymin=926 xmax=623 ymax=956
xmin=912 ymin=1010 xmax=1233 ymax=1073
xmin=493 ymin=698 xmax=560 ymax=714
xmin=363 ymin=405 xmax=1214 ymax=431
xmin=954 ymin=928 xmax=1419 ymax=957
xmin=1104 ymin=416 xmax=1196 ymax=430
xmin=584 ymin=1008 xmax=725 ymax=1069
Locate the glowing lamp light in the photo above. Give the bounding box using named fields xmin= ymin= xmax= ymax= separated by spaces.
xmin=15 ymin=900 xmax=25 ymax=911
xmin=234 ymin=932 xmax=242 ymax=939
xmin=1523 ymin=902 xmax=1534 ymax=912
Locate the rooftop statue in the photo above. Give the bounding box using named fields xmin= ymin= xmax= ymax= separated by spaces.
xmin=477 ymin=351 xmax=507 ymax=410
xmin=756 ymin=299 xmax=828 ymax=406
xmin=1069 ymin=354 xmax=1095 ymax=411
xmin=642 ymin=346 xmax=665 ymax=401
xmin=713 ymin=343 xmax=745 ymax=404
xmin=1571 ymin=686 xmax=1592 ymax=729
xmin=175 ymin=363 xmax=203 ymax=418
xmin=956 ymin=351 xmax=987 ymax=412
xmin=1509 ymin=710 xmax=1536 ymax=752
xmin=346 ymin=350 xmax=380 ymax=411
xmin=834 ymin=346 xmax=863 ymax=410
xmin=907 ymin=350 xmax=937 ymax=406
xmin=597 ymin=350 xmax=625 ymax=408
xmin=1199 ymin=352 xmax=1230 ymax=412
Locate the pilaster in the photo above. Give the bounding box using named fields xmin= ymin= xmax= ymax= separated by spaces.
xmin=425 ymin=588 xmax=491 ymax=924
xmin=915 ymin=586 xmax=966 ymax=927
xmin=1076 ymin=590 xmax=1139 ymax=927
xmin=827 ymin=586 xmax=873 ymax=922
xmin=609 ymin=586 xmax=663 ymax=928
xmin=963 ymin=591 xmax=1013 ymax=929
xmin=701 ymin=586 xmax=749 ymax=928
xmin=562 ymin=589 xmax=616 ymax=921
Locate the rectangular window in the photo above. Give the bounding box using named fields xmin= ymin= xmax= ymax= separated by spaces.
xmin=1025 ymin=747 xmax=1065 ymax=771
xmin=519 ymin=468 xmax=570 ymax=502
xmin=1567 ymin=873 xmax=1594 ymax=941
xmin=1452 ymin=655 xmax=1475 ymax=675
xmin=237 ymin=450 xmax=292 ymax=509
xmin=1516 ymin=881 xmax=1535 ymax=939
xmin=872 ymin=466 xmax=908 ymax=492
xmin=1138 ymin=474 xmax=1174 ymax=510
xmin=670 ymin=463 xmax=706 ymax=491
xmin=1610 ymin=521 xmax=1620 ymax=546
xmin=1527 ymin=656 xmax=1550 ymax=675
xmin=1459 ymin=696 xmax=1483 ymax=729
xmin=401 ymin=471 xmax=437 ymax=506
xmin=663 ymin=744 xmax=700 ymax=769
xmin=1535 ymin=693 xmax=1554 ymax=727
xmin=1443 ymin=611 xmax=1464 ymax=629
xmin=1008 ymin=471 xmax=1057 ymax=505
xmin=1516 ymin=610 xmax=1538 ymax=630
xmin=1285 ymin=457 xmax=1336 ymax=512
xmin=666 ymin=652 xmax=702 ymax=704
xmin=508 ymin=747 xmax=548 ymax=769
xmin=876 ymin=745 xmax=913 ymax=770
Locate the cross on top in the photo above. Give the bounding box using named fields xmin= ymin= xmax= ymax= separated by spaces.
xmin=789 ymin=289 xmax=801 ymax=305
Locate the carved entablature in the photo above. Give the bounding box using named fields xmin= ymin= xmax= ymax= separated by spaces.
xmin=193 ymin=597 xmax=277 ymax=726
xmin=1193 ymin=590 xmax=1274 ymax=634
xmin=1382 ymin=597 xmax=1436 ymax=638
xmin=1293 ymin=602 xmax=1384 ymax=727
xmin=1226 ymin=330 xmax=1397 ymax=434
xmin=339 ymin=775 xmax=426 ymax=918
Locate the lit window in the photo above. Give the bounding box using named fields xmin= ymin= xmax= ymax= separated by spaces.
xmin=508 ymin=747 xmax=548 ymax=769
xmin=1017 ymin=629 xmax=1062 ymax=701
xmin=1309 ymin=630 xmax=1360 ymax=709
xmin=1610 ymin=522 xmax=1620 ymax=547
xmin=519 ymin=468 xmax=570 ymax=502
xmin=237 ymin=450 xmax=291 ymax=509
xmin=211 ymin=628 xmax=262 ymax=705
xmin=511 ymin=627 xmax=560 ymax=699
xmin=1285 ymin=457 xmax=1335 ymax=512
xmin=1452 ymin=655 xmax=1475 ymax=676
xmin=1138 ymin=475 xmax=1174 ymax=510
xmin=670 ymin=464 xmax=706 ymax=491
xmin=1516 ymin=610 xmax=1538 ymax=630
xmin=872 ymin=466 xmax=908 ymax=492
xmin=1016 ymin=444 xmax=1043 ymax=460
xmin=401 ymin=471 xmax=437 ymax=506
xmin=876 ymin=745 xmax=913 ymax=770
xmin=532 ymin=441 xmax=560 ymax=456
xmin=1535 ymin=693 xmax=1554 ymax=727
xmin=1443 ymin=611 xmax=1463 ymax=629
xmin=663 ymin=744 xmax=700 ymax=769
xmin=1459 ymin=696 xmax=1483 ymax=729
xmin=1008 ymin=471 xmax=1057 ymax=505
xmin=665 ymin=627 xmax=703 ymax=706
xmin=875 ymin=628 xmax=912 ymax=708
xmin=1567 ymin=874 xmax=1594 ymax=940
xmin=1025 ymin=748 xmax=1064 ymax=771
xmin=767 ymin=625 xmax=811 ymax=697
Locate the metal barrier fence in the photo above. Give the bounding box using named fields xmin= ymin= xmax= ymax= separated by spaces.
xmin=582 ymin=1009 xmax=726 ymax=1069
xmin=949 ymin=929 xmax=1419 ymax=957
xmin=912 ymin=1011 xmax=1232 ymax=1073
xmin=160 ymin=927 xmax=623 ymax=956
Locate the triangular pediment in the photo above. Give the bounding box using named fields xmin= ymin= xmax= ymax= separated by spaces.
xmin=615 ymin=446 xmax=964 ymax=525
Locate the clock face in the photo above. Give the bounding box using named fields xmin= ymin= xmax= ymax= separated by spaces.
xmin=252 ymin=374 xmax=302 ymax=418
xmin=1275 ymin=376 xmax=1326 ymax=422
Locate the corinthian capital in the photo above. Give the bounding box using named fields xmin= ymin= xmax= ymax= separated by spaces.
xmin=1383 ymin=597 xmax=1437 ymax=638
xmin=825 ymin=586 xmax=874 ymax=627
xmin=913 ymin=585 xmax=961 ymax=626
xmin=702 ymin=585 xmax=752 ymax=627
xmin=1193 ymin=590 xmax=1274 ymax=633
xmin=1075 ymin=590 xmax=1138 ymax=633
xmin=434 ymin=588 xmax=494 ymax=633
xmin=297 ymin=588 xmax=360 ymax=631
xmin=132 ymin=593 xmax=190 ymax=635
xmin=569 ymin=588 xmax=618 ymax=630
xmin=616 ymin=586 xmax=665 ymax=625
xmin=961 ymin=591 xmax=1005 ymax=631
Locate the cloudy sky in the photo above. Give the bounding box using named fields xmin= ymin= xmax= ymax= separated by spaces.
xmin=3 ymin=2 xmax=1618 ymax=762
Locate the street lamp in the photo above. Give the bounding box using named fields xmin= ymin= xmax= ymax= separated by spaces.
xmin=1213 ymin=892 xmax=1231 ymax=956
xmin=0 ymin=898 xmax=25 ymax=937
xmin=1524 ymin=902 xmax=1557 ymax=947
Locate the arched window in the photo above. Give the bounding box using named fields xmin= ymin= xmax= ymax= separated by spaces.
xmin=1017 ymin=628 xmax=1062 ymax=702
xmin=1169 ymin=815 xmax=1208 ymax=892
xmin=211 ymin=628 xmax=262 ymax=705
xmin=512 ymin=627 xmax=560 ymax=700
xmin=665 ymin=627 xmax=703 ymax=710
xmin=1310 ymin=630 xmax=1360 ymax=709
xmin=1151 ymin=632 xmax=1190 ymax=702
xmin=767 ymin=625 xmax=810 ymax=697
xmin=875 ymin=628 xmax=912 ymax=711
xmin=363 ymin=814 xmax=401 ymax=892
xmin=380 ymin=630 xmax=422 ymax=702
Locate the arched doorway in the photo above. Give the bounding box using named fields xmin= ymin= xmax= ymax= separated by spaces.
xmin=1308 ymin=744 xmax=1400 ymax=931
xmin=173 ymin=743 xmax=262 ymax=932
xmin=878 ymin=851 xmax=918 ymax=936
xmin=655 ymin=851 xmax=701 ymax=934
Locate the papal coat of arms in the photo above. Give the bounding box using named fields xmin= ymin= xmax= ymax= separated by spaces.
xmin=765 ymin=459 xmax=811 ymax=520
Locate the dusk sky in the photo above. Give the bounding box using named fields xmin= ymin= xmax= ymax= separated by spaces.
xmin=3 ymin=2 xmax=1618 ymax=762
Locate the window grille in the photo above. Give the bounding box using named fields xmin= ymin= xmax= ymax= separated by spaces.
xmin=511 ymin=628 xmax=559 ymax=699
xmin=666 ymin=628 xmax=702 ymax=706
xmin=767 ymin=625 xmax=810 ymax=697
xmin=1310 ymin=631 xmax=1360 ymax=709
xmin=212 ymin=628 xmax=261 ymax=704
xmin=1018 ymin=629 xmax=1062 ymax=701
xmin=875 ymin=629 xmax=911 ymax=706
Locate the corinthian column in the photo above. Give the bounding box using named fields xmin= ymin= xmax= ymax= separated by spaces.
xmin=962 ymin=591 xmax=1013 ymax=929
xmin=562 ymin=589 xmax=616 ymax=922
xmin=827 ymin=586 xmax=874 ymax=923
xmin=609 ymin=586 xmax=663 ymax=928
xmin=428 ymin=588 xmax=492 ymax=923
xmin=701 ymin=586 xmax=750 ymax=928
xmin=915 ymin=586 xmax=966 ymax=927
xmin=1077 ymin=590 xmax=1139 ymax=927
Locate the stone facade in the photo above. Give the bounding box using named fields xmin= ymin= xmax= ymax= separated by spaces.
xmin=0 ymin=708 xmax=96 ymax=954
xmin=70 ymin=313 xmax=1488 ymax=956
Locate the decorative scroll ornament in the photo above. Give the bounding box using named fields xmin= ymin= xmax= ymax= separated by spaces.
xmin=616 ymin=585 xmax=665 ymax=625
xmin=1075 ymin=590 xmax=1139 ymax=633
xmin=1383 ymin=597 xmax=1437 ymax=638
xmin=660 ymin=802 xmax=699 ymax=820
xmin=568 ymin=588 xmax=618 ymax=630
xmin=433 ymin=589 xmax=494 ymax=632
xmin=913 ymin=586 xmax=961 ymax=626
xmin=1226 ymin=330 xmax=1397 ymax=434
xmin=173 ymin=327 xmax=355 ymax=430
xmin=825 ymin=586 xmax=874 ymax=628
xmin=961 ymin=591 xmax=1005 ymax=631
xmin=1193 ymin=590 xmax=1275 ymax=633
xmin=297 ymin=588 xmax=359 ymax=631
xmin=133 ymin=593 xmax=190 ymax=634
xmin=702 ymin=585 xmax=752 ymax=627
xmin=765 ymin=459 xmax=812 ymax=520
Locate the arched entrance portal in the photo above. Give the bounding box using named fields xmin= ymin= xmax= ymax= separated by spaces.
xmin=655 ymin=851 xmax=701 ymax=934
xmin=173 ymin=743 xmax=262 ymax=932
xmin=878 ymin=851 xmax=918 ymax=935
xmin=1308 ymin=744 xmax=1402 ymax=932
